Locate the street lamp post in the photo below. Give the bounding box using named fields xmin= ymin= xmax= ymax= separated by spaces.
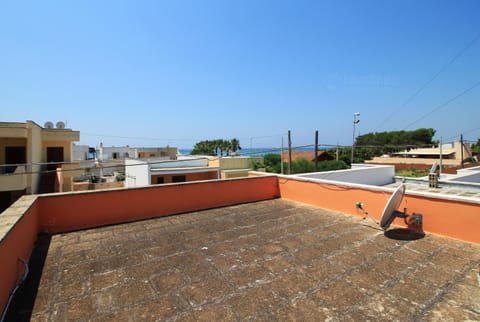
xmin=351 ymin=112 xmax=360 ymax=166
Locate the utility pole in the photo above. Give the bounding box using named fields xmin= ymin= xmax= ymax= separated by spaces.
xmin=315 ymin=130 xmax=319 ymax=172
xmin=439 ymin=136 xmax=443 ymax=177
xmin=351 ymin=112 xmax=360 ymax=166
xmin=288 ymin=130 xmax=292 ymax=175
xmin=460 ymin=134 xmax=464 ymax=168
xmin=280 ymin=136 xmax=284 ymax=174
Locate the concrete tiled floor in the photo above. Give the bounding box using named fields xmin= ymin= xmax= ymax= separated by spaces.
xmin=23 ymin=199 xmax=480 ymax=321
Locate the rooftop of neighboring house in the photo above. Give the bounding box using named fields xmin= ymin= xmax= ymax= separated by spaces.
xmin=391 ymin=141 xmax=470 ymax=158
xmin=1 ymin=170 xmax=479 ymax=321
xmin=282 ymin=150 xmax=334 ymax=162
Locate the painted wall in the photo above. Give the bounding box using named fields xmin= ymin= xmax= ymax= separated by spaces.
xmin=125 ymin=159 xmax=149 ymax=187
xmin=0 ymin=166 xmax=27 ymax=192
xmin=38 ymin=176 xmax=280 ymax=233
xmin=149 ymin=158 xmax=208 ymax=169
xmin=297 ymin=164 xmax=395 ymax=186
xmin=219 ymin=157 xmax=262 ymax=170
xmin=277 ymin=175 xmax=480 ymax=244
xmin=0 ymin=198 xmax=40 ymax=317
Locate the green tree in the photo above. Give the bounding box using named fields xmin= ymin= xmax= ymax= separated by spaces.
xmin=191 ymin=138 xmax=242 ymax=156
xmin=472 ymin=138 xmax=480 ymax=154
xmin=191 ymin=140 xmax=215 ymax=155
xmin=231 ymin=138 xmax=241 ymax=155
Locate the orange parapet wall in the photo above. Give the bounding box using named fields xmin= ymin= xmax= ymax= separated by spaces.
xmin=278 ymin=176 xmax=480 ymax=244
xmin=0 ymin=200 xmax=40 ymax=318
xmin=39 ymin=176 xmax=280 ymax=233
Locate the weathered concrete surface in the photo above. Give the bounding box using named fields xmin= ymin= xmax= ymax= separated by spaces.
xmin=24 ymin=199 xmax=480 ymax=321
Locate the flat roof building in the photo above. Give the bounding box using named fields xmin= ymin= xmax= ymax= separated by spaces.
xmin=1 ymin=169 xmax=479 ymax=320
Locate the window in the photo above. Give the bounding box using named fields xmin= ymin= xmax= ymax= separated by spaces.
xmin=156 ymin=177 xmax=165 ymax=184
xmin=124 ymin=152 xmax=129 ymax=158
xmin=172 ymin=175 xmax=186 ymax=183
xmin=112 ymin=152 xmax=119 ymax=159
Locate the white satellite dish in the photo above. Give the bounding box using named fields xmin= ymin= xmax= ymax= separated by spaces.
xmin=44 ymin=121 xmax=54 ymax=129
xmin=356 ymin=183 xmax=423 ymax=233
xmin=379 ymin=184 xmax=406 ymax=230
xmin=56 ymin=121 xmax=65 ymax=129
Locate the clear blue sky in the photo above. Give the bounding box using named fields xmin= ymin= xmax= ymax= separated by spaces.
xmin=1 ymin=0 xmax=479 ymax=149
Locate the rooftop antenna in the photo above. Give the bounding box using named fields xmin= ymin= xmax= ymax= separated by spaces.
xmin=356 ymin=183 xmax=423 ymax=231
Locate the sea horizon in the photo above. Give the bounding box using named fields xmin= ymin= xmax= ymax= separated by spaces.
xmin=179 ymin=146 xmax=335 ymax=157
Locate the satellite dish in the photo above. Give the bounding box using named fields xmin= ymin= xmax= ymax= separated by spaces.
xmin=56 ymin=121 xmax=65 ymax=129
xmin=379 ymin=184 xmax=406 ymax=230
xmin=356 ymin=183 xmax=423 ymax=234
xmin=44 ymin=121 xmax=54 ymax=129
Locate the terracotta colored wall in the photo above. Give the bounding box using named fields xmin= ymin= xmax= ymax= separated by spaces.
xmin=39 ymin=176 xmax=279 ymax=233
xmin=0 ymin=202 xmax=39 ymax=315
xmin=278 ymin=177 xmax=480 ymax=244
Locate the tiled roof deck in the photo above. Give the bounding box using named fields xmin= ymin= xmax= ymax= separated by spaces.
xmin=20 ymin=199 xmax=480 ymax=321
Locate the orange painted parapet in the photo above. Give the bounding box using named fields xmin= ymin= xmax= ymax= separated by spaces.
xmin=404 ymin=195 xmax=480 ymax=244
xmin=0 ymin=200 xmax=40 ymax=317
xmin=278 ymin=177 xmax=480 ymax=244
xmin=39 ymin=176 xmax=280 ymax=233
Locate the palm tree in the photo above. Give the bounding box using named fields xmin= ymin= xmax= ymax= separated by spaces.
xmin=221 ymin=140 xmax=231 ymax=156
xmin=230 ymin=138 xmax=241 ymax=156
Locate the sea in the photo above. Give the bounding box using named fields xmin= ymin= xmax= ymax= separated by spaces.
xmin=178 ymin=146 xmax=333 ymax=157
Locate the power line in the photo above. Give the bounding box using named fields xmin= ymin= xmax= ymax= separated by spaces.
xmin=82 ymin=132 xmax=195 ymax=142
xmin=373 ymin=31 xmax=480 ymax=132
xmin=402 ymin=79 xmax=480 ymax=130
xmin=444 ymin=126 xmax=480 ymax=142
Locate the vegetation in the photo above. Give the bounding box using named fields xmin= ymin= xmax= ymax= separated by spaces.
xmin=463 ymin=157 xmax=477 ymax=164
xmin=191 ymin=138 xmax=242 ymax=156
xmin=264 ymin=154 xmax=282 ymax=173
xmin=251 ymin=154 xmax=348 ymax=174
xmin=323 ymin=128 xmax=439 ymax=165
xmin=395 ymin=169 xmax=429 ymax=178
xmin=356 ymin=128 xmax=436 ymax=147
xmin=471 ymin=139 xmax=480 ymax=155
xmin=116 ymin=170 xmax=125 ymax=182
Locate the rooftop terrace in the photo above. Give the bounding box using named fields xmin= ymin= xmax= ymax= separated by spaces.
xmin=1 ymin=174 xmax=480 ymax=320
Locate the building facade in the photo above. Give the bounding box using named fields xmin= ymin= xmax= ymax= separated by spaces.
xmin=0 ymin=121 xmax=79 ymax=211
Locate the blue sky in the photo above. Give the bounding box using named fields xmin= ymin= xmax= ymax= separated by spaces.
xmin=1 ymin=0 xmax=479 ymax=149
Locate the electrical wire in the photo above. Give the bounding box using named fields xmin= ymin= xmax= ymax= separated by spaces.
xmin=0 ymin=140 xmax=473 ymax=178
xmin=402 ymin=79 xmax=480 ymax=130
xmin=373 ymin=31 xmax=480 ymax=132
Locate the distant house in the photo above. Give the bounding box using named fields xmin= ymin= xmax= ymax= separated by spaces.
xmin=73 ymin=144 xmax=178 ymax=162
xmin=0 ymin=120 xmax=79 ymax=211
xmin=281 ymin=151 xmax=334 ymax=162
xmin=208 ymin=156 xmax=264 ymax=179
xmin=366 ymin=141 xmax=473 ymax=167
xmin=125 ymin=156 xmax=219 ymax=187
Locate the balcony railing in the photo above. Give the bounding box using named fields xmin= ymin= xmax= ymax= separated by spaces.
xmin=0 ymin=165 xmax=28 ymax=192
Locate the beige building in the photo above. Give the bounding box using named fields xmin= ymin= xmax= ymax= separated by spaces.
xmin=138 ymin=147 xmax=178 ymax=159
xmin=208 ymin=156 xmax=263 ymax=178
xmin=0 ymin=121 xmax=79 ymax=211
xmin=366 ymin=141 xmax=473 ymax=167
